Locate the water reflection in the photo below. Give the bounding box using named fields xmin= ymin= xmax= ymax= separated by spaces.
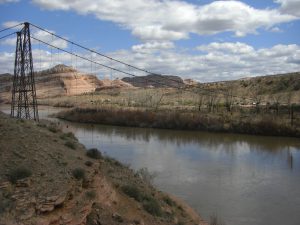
xmin=63 ymin=121 xmax=300 ymax=154
xmin=57 ymin=121 xmax=300 ymax=225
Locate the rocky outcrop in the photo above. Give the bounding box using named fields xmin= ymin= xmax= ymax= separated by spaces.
xmin=184 ymin=78 xmax=198 ymax=86
xmin=95 ymin=78 xmax=133 ymax=91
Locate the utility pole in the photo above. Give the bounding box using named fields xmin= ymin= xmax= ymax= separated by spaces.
xmin=11 ymin=22 xmax=39 ymax=121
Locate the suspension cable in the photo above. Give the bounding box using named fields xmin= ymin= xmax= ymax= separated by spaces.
xmin=29 ymin=22 xmax=259 ymax=102
xmin=0 ymin=23 xmax=24 ymax=33
xmin=0 ymin=32 xmax=17 ymax=41
xmin=31 ymin=35 xmax=259 ymax=101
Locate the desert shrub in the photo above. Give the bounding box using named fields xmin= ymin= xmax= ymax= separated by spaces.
xmin=37 ymin=123 xmax=46 ymax=128
xmin=0 ymin=198 xmax=13 ymax=214
xmin=86 ymin=148 xmax=102 ymax=159
xmin=105 ymin=156 xmax=123 ymax=167
xmin=163 ymin=196 xmax=176 ymax=207
xmin=85 ymin=190 xmax=96 ymax=200
xmin=60 ymin=132 xmax=77 ymax=140
xmin=142 ymin=197 xmax=162 ymax=217
xmin=48 ymin=126 xmax=59 ymax=133
xmin=72 ymin=168 xmax=85 ymax=180
xmin=8 ymin=167 xmax=32 ymax=184
xmin=65 ymin=141 xmax=76 ymax=149
xmin=121 ymin=185 xmax=142 ymax=202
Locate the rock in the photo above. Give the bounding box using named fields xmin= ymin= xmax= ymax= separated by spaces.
xmin=0 ymin=181 xmax=10 ymax=189
xmin=54 ymin=194 xmax=66 ymax=206
xmin=112 ymin=212 xmax=123 ymax=222
xmin=39 ymin=203 xmax=55 ymax=213
xmin=46 ymin=195 xmax=58 ymax=201
xmin=61 ymin=214 xmax=73 ymax=224
xmin=133 ymin=220 xmax=144 ymax=225
xmin=15 ymin=178 xmax=31 ymax=187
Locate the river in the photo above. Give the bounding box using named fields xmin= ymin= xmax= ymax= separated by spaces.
xmin=1 ymin=105 xmax=300 ymax=225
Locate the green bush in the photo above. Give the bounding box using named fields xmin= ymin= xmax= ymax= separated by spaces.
xmin=48 ymin=126 xmax=59 ymax=133
xmin=105 ymin=156 xmax=123 ymax=167
xmin=72 ymin=168 xmax=85 ymax=180
xmin=0 ymin=198 xmax=13 ymax=214
xmin=122 ymin=185 xmax=163 ymax=217
xmin=8 ymin=167 xmax=32 ymax=184
xmin=121 ymin=185 xmax=142 ymax=202
xmin=65 ymin=141 xmax=76 ymax=149
xmin=60 ymin=132 xmax=77 ymax=140
xmin=163 ymin=196 xmax=176 ymax=206
xmin=86 ymin=148 xmax=102 ymax=159
xmin=85 ymin=190 xmax=96 ymax=200
xmin=142 ymin=197 xmax=162 ymax=217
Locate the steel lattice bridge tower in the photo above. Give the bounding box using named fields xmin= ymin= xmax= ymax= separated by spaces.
xmin=11 ymin=22 xmax=39 ymax=121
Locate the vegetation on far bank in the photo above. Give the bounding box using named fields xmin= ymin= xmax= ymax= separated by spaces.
xmin=35 ymin=71 xmax=300 ymax=138
xmin=56 ymin=106 xmax=300 ymax=138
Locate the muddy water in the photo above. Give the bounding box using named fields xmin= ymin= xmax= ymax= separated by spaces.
xmin=1 ymin=105 xmax=300 ymax=225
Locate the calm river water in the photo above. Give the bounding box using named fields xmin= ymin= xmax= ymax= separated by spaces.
xmin=1 ymin=105 xmax=300 ymax=225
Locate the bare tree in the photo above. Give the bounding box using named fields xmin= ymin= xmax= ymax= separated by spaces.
xmin=287 ymin=91 xmax=294 ymax=126
xmin=197 ymin=91 xmax=205 ymax=112
xmin=207 ymin=94 xmax=217 ymax=113
xmin=224 ymin=89 xmax=234 ymax=112
xmin=272 ymin=94 xmax=282 ymax=115
xmin=251 ymin=89 xmax=262 ymax=114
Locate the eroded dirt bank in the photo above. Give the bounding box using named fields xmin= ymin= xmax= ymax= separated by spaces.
xmin=0 ymin=112 xmax=207 ymax=225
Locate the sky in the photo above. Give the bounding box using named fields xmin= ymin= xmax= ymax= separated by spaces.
xmin=0 ymin=0 xmax=300 ymax=82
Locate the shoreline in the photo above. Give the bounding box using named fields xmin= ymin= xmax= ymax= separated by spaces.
xmin=56 ymin=107 xmax=300 ymax=138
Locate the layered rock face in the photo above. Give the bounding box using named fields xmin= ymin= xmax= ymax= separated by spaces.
xmin=35 ymin=65 xmax=102 ymax=97
xmin=0 ymin=65 xmax=125 ymax=102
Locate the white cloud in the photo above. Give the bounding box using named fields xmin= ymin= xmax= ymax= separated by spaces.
xmin=132 ymin=41 xmax=175 ymax=53
xmin=276 ymin=0 xmax=300 ymax=17
xmin=270 ymin=27 xmax=282 ymax=32
xmin=0 ymin=37 xmax=16 ymax=46
xmin=32 ymin=30 xmax=68 ymax=49
xmin=0 ymin=24 xmax=68 ymax=49
xmin=32 ymin=0 xmax=298 ymax=41
xmin=197 ymin=42 xmax=254 ymax=54
xmin=2 ymin=21 xmax=23 ymax=28
xmin=1 ymin=42 xmax=299 ymax=82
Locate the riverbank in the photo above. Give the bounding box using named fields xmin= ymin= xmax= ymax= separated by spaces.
xmin=56 ymin=107 xmax=300 ymax=138
xmin=0 ymin=112 xmax=207 ymax=225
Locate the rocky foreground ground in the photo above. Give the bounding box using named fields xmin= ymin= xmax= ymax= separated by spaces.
xmin=0 ymin=112 xmax=207 ymax=225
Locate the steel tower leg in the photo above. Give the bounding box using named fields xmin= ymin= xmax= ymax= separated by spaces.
xmin=11 ymin=22 xmax=39 ymax=121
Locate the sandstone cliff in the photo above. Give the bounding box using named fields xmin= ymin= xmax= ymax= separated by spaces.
xmin=0 ymin=65 xmax=133 ymax=102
